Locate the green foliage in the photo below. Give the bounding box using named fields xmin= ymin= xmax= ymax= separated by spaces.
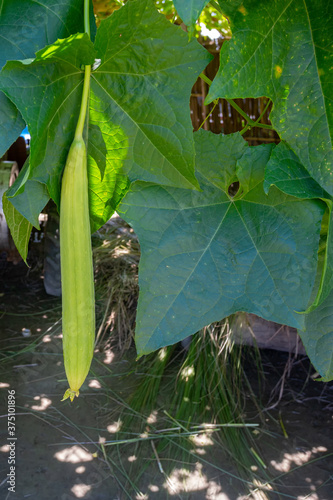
xmin=118 ymin=131 xmax=325 ymax=353
xmin=1 ymin=0 xmax=210 ymax=233
xmin=173 ymin=0 xmax=210 ymax=35
xmin=265 ymin=144 xmax=333 ymax=312
xmin=0 ymin=0 xmax=95 ymax=157
xmin=302 ymin=290 xmax=333 ymax=381
xmin=207 ymin=0 xmax=333 ymax=196
xmin=94 ymin=0 xmax=231 ymax=37
xmin=2 ymin=192 xmax=32 ymax=263
xmin=5 ymin=159 xmax=50 ymax=228
xmin=1 ymin=0 xmax=332 ymax=380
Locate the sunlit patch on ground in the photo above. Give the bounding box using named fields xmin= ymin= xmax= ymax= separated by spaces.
xmin=107 ymin=419 xmax=122 ymax=433
xmin=102 ymin=348 xmax=114 ymax=364
xmin=71 ymin=482 xmax=92 ymax=498
xmin=271 ymin=446 xmax=328 ymax=472
xmin=54 ymin=445 xmax=94 ymax=464
xmin=163 ymin=462 xmax=229 ymax=498
xmin=75 ymin=465 xmax=86 ymax=474
xmin=31 ymin=395 xmax=52 ymax=411
xmin=88 ymin=378 xmax=102 ymax=388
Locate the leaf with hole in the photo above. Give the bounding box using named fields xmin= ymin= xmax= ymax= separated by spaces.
xmin=119 ymin=130 xmax=325 ymax=356
xmin=207 ymin=0 xmax=333 ymax=195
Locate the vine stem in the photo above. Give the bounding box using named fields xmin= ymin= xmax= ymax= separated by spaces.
xmin=198 ymin=100 xmax=219 ymax=130
xmin=84 ymin=0 xmax=90 ymax=37
xmin=74 ymin=0 xmax=91 ymax=140
xmin=199 ymin=72 xmax=274 ymax=132
xmin=240 ymin=98 xmax=272 ymax=135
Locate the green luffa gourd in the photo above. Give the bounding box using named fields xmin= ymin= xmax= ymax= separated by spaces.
xmin=60 ymin=137 xmax=95 ymax=402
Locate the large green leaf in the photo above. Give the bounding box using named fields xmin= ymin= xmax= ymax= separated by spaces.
xmin=264 ymin=143 xmax=329 ymax=200
xmin=119 ymin=130 xmax=325 ymax=355
xmin=265 ymin=142 xmax=333 ymax=310
xmin=301 ymin=211 xmax=333 ymax=380
xmin=0 ymin=93 xmax=25 ymax=159
xmin=301 ymin=290 xmax=333 ymax=381
xmin=2 ymin=193 xmax=32 ymax=264
xmin=6 ymin=159 xmax=50 ymax=229
xmin=0 ymin=0 xmax=211 ymax=233
xmin=264 ymin=143 xmax=333 ymax=379
xmin=0 ymin=0 xmax=95 ymax=157
xmin=90 ymin=0 xmax=210 ymax=188
xmin=206 ymin=0 xmax=333 ymax=196
xmin=0 ymin=33 xmax=96 ymax=205
xmin=173 ymin=0 xmax=210 ymax=35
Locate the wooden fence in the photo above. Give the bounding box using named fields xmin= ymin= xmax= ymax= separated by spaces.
xmin=191 ymin=38 xmax=280 ymax=145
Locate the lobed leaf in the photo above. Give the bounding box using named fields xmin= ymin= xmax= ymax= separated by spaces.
xmin=0 ymin=93 xmax=25 ymax=159
xmin=207 ymin=0 xmax=333 ymax=196
xmin=301 ymin=290 xmax=333 ymax=381
xmin=264 ymin=143 xmax=329 ymax=200
xmin=119 ymin=130 xmax=325 ymax=355
xmin=173 ymin=0 xmax=210 ymax=35
xmin=0 ymin=33 xmax=96 ymax=207
xmin=6 ymin=160 xmax=50 ymax=229
xmin=0 ymin=0 xmax=95 ymax=157
xmin=265 ymin=143 xmax=333 ymax=311
xmin=90 ymin=0 xmax=211 ymax=190
xmin=1 ymin=0 xmax=211 ymax=233
xmin=2 ymin=193 xmax=32 ymax=263
xmin=262 ymin=143 xmax=333 ymax=379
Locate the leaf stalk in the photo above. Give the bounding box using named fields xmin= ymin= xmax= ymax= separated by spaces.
xmin=199 ymin=73 xmax=274 ymax=133
xmin=74 ymin=0 xmax=91 ymax=139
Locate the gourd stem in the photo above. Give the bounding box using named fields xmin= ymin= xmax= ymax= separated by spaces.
xmin=74 ymin=0 xmax=91 ymax=139
xmin=84 ymin=0 xmax=91 ymax=38
xmin=74 ymin=64 xmax=91 ymax=140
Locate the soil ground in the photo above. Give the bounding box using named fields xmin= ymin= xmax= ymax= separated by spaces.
xmin=0 ymin=254 xmax=332 ymax=500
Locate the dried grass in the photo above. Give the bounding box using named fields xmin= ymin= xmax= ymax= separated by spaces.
xmin=93 ymin=215 xmax=140 ymax=354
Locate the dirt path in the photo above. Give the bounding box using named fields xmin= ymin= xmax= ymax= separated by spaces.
xmin=1 ymin=260 xmax=332 ymax=500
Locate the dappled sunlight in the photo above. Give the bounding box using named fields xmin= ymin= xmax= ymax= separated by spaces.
xmin=148 ymin=484 xmax=159 ymax=492
xmin=75 ymin=466 xmax=86 ymax=474
xmin=107 ymin=419 xmax=122 ymax=433
xmin=71 ymin=483 xmax=92 ymax=498
xmin=135 ymin=494 xmax=148 ymax=500
xmin=1 ymin=259 xmax=332 ymax=499
xmin=42 ymin=334 xmax=52 ymax=343
xmin=190 ymin=432 xmax=214 ymax=447
xmin=147 ymin=410 xmax=158 ymax=424
xmin=189 ymin=431 xmax=215 ymax=456
xmin=88 ymin=378 xmax=102 ymax=388
xmin=102 ymin=348 xmax=114 ymax=364
xmin=54 ymin=445 xmax=94 ymax=464
xmin=112 ymin=245 xmax=131 ymax=257
xmin=158 ymin=347 xmax=168 ymax=361
xmin=31 ymin=395 xmax=52 ymax=411
xmin=180 ymin=365 xmax=195 ymax=381
xmin=163 ymin=462 xmax=227 ymax=497
xmin=271 ymin=446 xmax=328 ymax=473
